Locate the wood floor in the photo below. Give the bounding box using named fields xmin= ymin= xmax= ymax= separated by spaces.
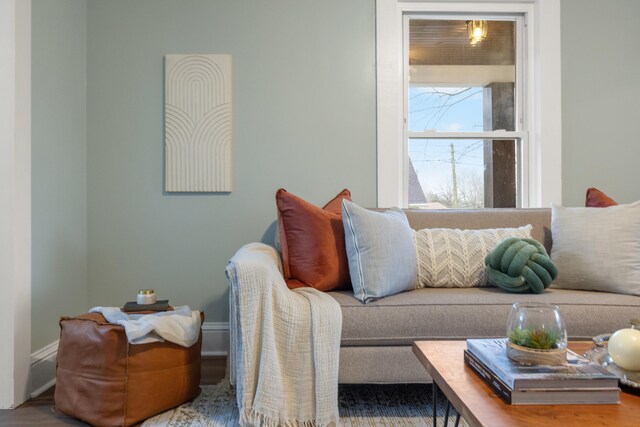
xmin=0 ymin=356 xmax=227 ymax=427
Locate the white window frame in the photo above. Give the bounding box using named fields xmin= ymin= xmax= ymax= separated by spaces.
xmin=376 ymin=0 xmax=561 ymax=208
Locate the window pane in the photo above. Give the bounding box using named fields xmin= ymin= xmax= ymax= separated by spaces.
xmin=409 ymin=86 xmax=483 ymax=132
xmin=408 ymin=19 xmax=516 ymax=132
xmin=409 ymin=138 xmax=520 ymax=209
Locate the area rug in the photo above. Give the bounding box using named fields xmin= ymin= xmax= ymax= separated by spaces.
xmin=142 ymin=381 xmax=467 ymax=426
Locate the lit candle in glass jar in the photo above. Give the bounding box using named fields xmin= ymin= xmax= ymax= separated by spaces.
xmin=137 ymin=289 xmax=156 ymax=305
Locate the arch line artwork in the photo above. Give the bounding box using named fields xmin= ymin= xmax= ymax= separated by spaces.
xmin=165 ymin=54 xmax=232 ymax=192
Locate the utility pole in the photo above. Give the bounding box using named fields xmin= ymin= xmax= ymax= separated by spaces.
xmin=450 ymin=143 xmax=459 ymax=208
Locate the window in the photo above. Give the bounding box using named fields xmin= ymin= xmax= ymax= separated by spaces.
xmin=376 ymin=0 xmax=562 ymax=209
xmin=407 ymin=17 xmax=523 ymax=209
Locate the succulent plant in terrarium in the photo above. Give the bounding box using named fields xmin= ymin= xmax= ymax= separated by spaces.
xmin=506 ymin=303 xmax=568 ymax=365
xmin=508 ymin=327 xmax=560 ymax=350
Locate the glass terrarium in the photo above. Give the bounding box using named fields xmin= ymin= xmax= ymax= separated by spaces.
xmin=506 ymin=302 xmax=568 ymax=365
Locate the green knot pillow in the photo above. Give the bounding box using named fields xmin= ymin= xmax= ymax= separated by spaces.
xmin=485 ymin=237 xmax=558 ymax=294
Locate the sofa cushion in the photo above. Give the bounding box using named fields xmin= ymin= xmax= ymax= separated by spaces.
xmin=551 ymin=202 xmax=640 ymax=296
xmin=342 ymin=200 xmax=416 ymax=303
xmin=415 ymin=225 xmax=532 ymax=288
xmin=276 ymin=188 xmax=352 ymax=291
xmin=328 ymin=287 xmax=640 ymax=346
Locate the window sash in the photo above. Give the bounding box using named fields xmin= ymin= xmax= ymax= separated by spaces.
xmin=404 ymin=14 xmax=524 ymax=133
xmin=408 ymin=134 xmax=527 ymax=208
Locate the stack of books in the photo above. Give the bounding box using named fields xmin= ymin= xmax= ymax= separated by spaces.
xmin=465 ymin=338 xmax=620 ymax=405
xmin=122 ymin=299 xmax=171 ymax=313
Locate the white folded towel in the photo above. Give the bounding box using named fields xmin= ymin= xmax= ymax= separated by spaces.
xmin=89 ymin=305 xmax=201 ymax=347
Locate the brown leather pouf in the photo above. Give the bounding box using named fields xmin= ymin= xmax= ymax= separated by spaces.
xmin=54 ymin=312 xmax=203 ymax=427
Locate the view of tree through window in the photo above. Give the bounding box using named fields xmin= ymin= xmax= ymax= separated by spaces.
xmin=407 ymin=18 xmax=518 ymax=209
xmin=409 ymin=87 xmax=485 ymax=208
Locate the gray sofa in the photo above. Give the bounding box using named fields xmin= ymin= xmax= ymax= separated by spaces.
xmin=238 ymin=208 xmax=640 ymax=384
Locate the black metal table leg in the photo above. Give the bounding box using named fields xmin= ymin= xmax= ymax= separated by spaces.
xmin=444 ymin=400 xmax=451 ymax=427
xmin=434 ymin=382 xmax=463 ymax=427
xmin=432 ymin=382 xmax=437 ymax=427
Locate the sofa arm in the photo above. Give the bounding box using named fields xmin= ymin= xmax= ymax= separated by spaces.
xmin=226 ymin=242 xmax=342 ymax=424
xmin=227 ymin=242 xmax=284 ymax=280
xmin=225 ymin=242 xmax=288 ymax=386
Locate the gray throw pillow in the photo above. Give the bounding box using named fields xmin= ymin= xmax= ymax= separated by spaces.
xmin=550 ymin=202 xmax=640 ymax=296
xmin=342 ymin=200 xmax=417 ymax=303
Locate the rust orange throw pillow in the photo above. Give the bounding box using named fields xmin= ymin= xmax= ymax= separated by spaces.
xmin=276 ymin=188 xmax=352 ymax=291
xmin=585 ymin=187 xmax=618 ymax=207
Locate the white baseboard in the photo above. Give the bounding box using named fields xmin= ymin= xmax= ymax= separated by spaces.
xmin=30 ymin=340 xmax=59 ymax=398
xmin=201 ymin=322 xmax=229 ymax=356
xmin=27 ymin=321 xmax=229 ymax=398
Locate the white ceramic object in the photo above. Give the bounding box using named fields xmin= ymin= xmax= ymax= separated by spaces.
xmin=608 ymin=328 xmax=640 ymax=371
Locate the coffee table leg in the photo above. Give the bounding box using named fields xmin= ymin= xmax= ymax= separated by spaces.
xmin=444 ymin=400 xmax=451 ymax=427
xmin=434 ymin=382 xmax=461 ymax=427
xmin=432 ymin=382 xmax=438 ymax=427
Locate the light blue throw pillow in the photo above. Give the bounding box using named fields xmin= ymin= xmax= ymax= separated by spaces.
xmin=342 ymin=200 xmax=417 ymax=303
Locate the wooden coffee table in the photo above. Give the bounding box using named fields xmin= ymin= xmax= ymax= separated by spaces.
xmin=413 ymin=341 xmax=640 ymax=427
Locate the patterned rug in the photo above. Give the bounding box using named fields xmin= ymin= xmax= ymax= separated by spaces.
xmin=142 ymin=381 xmax=467 ymax=426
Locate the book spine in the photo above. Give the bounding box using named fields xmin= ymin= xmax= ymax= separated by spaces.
xmin=464 ymin=350 xmax=512 ymax=404
xmin=466 ymin=340 xmax=515 ymax=388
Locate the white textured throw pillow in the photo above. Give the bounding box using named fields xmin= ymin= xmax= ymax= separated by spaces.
xmin=550 ymin=202 xmax=640 ymax=295
xmin=415 ymin=225 xmax=533 ymax=288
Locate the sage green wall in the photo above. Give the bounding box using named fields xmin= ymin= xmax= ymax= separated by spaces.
xmin=32 ymin=0 xmax=88 ymax=350
xmin=86 ymin=0 xmax=376 ymax=321
xmin=561 ymin=0 xmax=640 ymax=206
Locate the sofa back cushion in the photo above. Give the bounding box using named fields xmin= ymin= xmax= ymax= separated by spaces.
xmin=403 ymin=208 xmax=551 ymax=253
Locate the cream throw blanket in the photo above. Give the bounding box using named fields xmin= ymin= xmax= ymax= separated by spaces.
xmin=226 ymin=243 xmax=342 ymax=427
xmin=88 ymin=305 xmax=201 ymax=347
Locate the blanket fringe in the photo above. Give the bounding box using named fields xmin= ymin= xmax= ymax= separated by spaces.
xmin=240 ymin=407 xmax=337 ymax=427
